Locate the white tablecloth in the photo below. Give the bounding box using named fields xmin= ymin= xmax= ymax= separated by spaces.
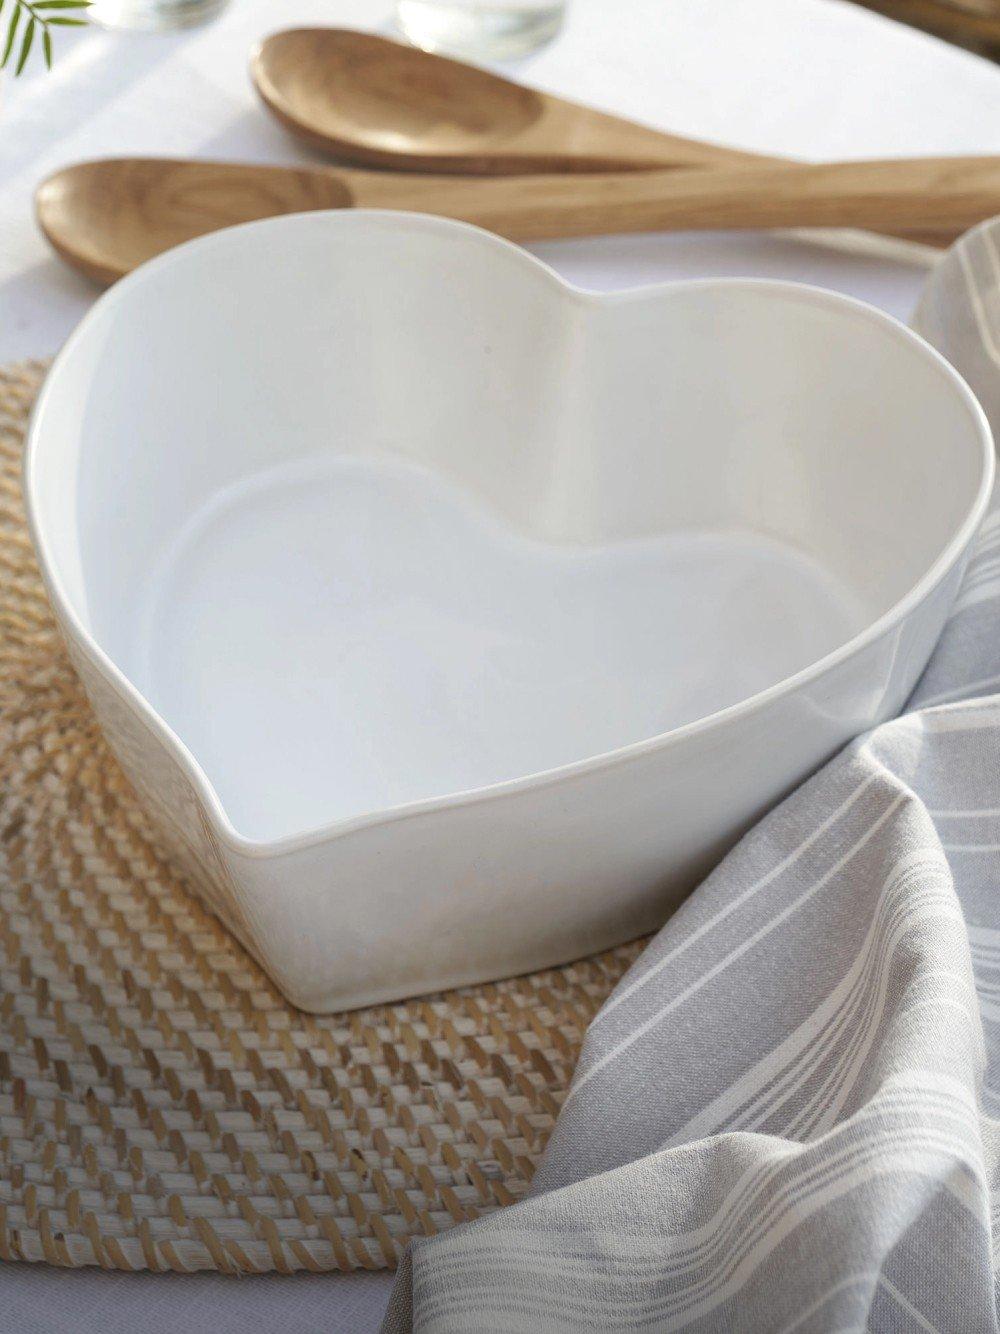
xmin=4 ymin=0 xmax=1000 ymax=1327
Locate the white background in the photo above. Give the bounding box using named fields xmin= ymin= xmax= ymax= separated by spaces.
xmin=3 ymin=0 xmax=1000 ymax=1327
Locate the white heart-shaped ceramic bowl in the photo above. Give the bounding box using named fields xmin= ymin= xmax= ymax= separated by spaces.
xmin=25 ymin=212 xmax=993 ymax=1011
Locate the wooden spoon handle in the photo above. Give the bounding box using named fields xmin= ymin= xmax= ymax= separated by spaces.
xmin=350 ymin=157 xmax=1000 ymax=240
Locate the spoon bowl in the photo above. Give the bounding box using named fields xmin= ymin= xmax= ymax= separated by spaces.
xmin=253 ymin=27 xmax=546 ymax=167
xmin=36 ymin=158 xmax=352 ymax=286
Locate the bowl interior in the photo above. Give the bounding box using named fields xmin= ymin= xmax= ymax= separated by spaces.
xmin=29 ymin=213 xmax=989 ymax=844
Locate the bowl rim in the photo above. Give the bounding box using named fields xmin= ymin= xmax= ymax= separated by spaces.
xmin=24 ymin=209 xmax=996 ymax=859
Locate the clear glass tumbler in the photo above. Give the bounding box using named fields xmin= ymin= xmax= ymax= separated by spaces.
xmin=395 ymin=0 xmax=566 ymax=60
xmin=88 ymin=0 xmax=226 ymax=31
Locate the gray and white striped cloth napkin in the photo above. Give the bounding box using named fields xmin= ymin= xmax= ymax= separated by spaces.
xmin=383 ymin=221 xmax=1000 ymax=1334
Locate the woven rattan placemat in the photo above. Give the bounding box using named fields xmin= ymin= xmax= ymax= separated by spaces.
xmin=0 ymin=361 xmax=645 ymax=1274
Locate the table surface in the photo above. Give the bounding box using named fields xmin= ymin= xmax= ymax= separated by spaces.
xmin=4 ymin=0 xmax=1000 ymax=1327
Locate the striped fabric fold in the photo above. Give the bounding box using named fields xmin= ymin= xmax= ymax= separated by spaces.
xmin=383 ymin=221 xmax=1000 ymax=1333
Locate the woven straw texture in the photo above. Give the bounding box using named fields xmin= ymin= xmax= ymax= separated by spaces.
xmin=0 ymin=361 xmax=645 ymax=1275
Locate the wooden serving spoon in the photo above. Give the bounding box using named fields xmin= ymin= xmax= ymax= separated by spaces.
xmin=250 ymin=27 xmax=764 ymax=175
xmin=248 ymin=27 xmax=950 ymax=250
xmin=37 ymin=155 xmax=998 ymax=287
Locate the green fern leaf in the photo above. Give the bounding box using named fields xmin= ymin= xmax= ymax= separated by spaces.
xmin=15 ymin=13 xmax=33 ymax=72
xmin=2 ymin=3 xmax=22 ymax=68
